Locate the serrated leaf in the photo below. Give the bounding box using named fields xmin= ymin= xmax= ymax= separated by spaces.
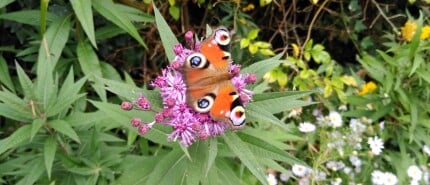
xmin=241 ymin=52 xmax=284 ymax=80
xmin=71 ymin=0 xmax=97 ymax=48
xmin=223 ymin=132 xmax=268 ymax=185
xmin=31 ymin=118 xmax=45 ymax=140
xmin=48 ymin=120 xmax=80 ymax=143
xmin=153 ymin=4 xmax=178 ymax=62
xmin=93 ymin=0 xmax=147 ymax=48
xmin=44 ymin=136 xmax=57 ymax=179
xmin=0 ymin=55 xmax=15 ymax=91
xmin=0 ymin=125 xmax=31 ymax=155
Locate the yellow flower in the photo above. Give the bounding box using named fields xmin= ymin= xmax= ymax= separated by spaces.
xmin=291 ymin=43 xmax=300 ymax=57
xmin=401 ymin=20 xmax=430 ymax=41
xmin=401 ymin=20 xmax=417 ymax=41
xmin=358 ymin=81 xmax=377 ymax=95
xmin=242 ymin=3 xmax=255 ymax=12
xmin=420 ymin=26 xmax=430 ymax=40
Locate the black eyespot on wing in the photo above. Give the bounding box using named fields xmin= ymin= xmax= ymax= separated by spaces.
xmin=186 ymin=53 xmax=209 ymax=69
xmin=194 ymin=93 xmax=216 ymax=112
xmin=229 ymin=92 xmax=237 ymax=96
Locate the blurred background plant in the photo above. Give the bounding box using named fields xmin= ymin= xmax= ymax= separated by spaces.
xmin=1 ymin=0 xmax=430 ymax=184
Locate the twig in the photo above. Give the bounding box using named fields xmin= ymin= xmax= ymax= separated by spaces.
xmin=370 ymin=0 xmax=398 ymax=33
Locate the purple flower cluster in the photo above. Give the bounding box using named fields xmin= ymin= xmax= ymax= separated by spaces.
xmin=122 ymin=30 xmax=255 ymax=147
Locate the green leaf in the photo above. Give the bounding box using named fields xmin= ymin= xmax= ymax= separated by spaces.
xmin=223 ymin=132 xmax=268 ymax=185
xmin=16 ymin=62 xmax=34 ymax=99
xmin=253 ymin=91 xmax=315 ymax=101
xmin=48 ymin=120 xmax=80 ymax=143
xmin=215 ymin=159 xmax=243 ymax=185
xmin=0 ymin=125 xmax=31 ymax=155
xmin=36 ymin=16 xmax=71 ymax=110
xmin=247 ymin=29 xmax=259 ymax=40
xmin=46 ymin=69 xmax=87 ymax=117
xmin=246 ymin=103 xmax=290 ymax=131
xmin=0 ymin=55 xmax=15 ymax=91
xmin=238 ymin=132 xmax=302 ymax=165
xmin=168 ymin=5 xmax=180 ymax=20
xmin=113 ymin=156 xmax=159 ymax=185
xmin=240 ymin=38 xmax=250 ymax=48
xmin=65 ymin=111 xmax=106 ymax=127
xmin=146 ymin=149 xmax=186 ymax=184
xmin=44 ymin=136 xmax=57 ymax=179
xmin=153 ymin=4 xmax=178 ymax=62
xmin=71 ymin=0 xmax=97 ymax=48
xmin=90 ymin=101 xmax=173 ymax=146
xmin=40 ymin=0 xmax=49 ymax=35
xmin=205 ymin=138 xmax=218 ymax=177
xmin=251 ymin=98 xmax=315 ymax=114
xmin=0 ymin=0 xmax=14 ymax=8
xmin=100 ymin=78 xmax=162 ymax=110
xmin=409 ymin=54 xmax=423 ymax=76
xmin=186 ymin=142 xmax=209 ymax=185
xmin=16 ymin=157 xmax=44 ymax=185
xmin=0 ymin=89 xmax=33 ymax=121
xmin=31 ymin=118 xmax=45 ymax=140
xmin=251 ymin=91 xmax=315 ymax=114
xmin=241 ymin=52 xmax=284 ymax=80
xmin=0 ymin=10 xmax=59 ymax=26
xmin=117 ymin=4 xmax=154 ymax=23
xmin=77 ymin=41 xmax=106 ymax=101
xmin=93 ymin=0 xmax=147 ymax=48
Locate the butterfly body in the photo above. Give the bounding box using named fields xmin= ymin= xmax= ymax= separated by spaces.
xmin=182 ymin=27 xmax=246 ymax=128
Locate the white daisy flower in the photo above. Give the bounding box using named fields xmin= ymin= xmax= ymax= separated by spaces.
xmin=267 ymin=173 xmax=277 ymax=185
xmin=383 ymin=172 xmax=398 ymax=185
xmin=298 ymin=122 xmax=316 ymax=133
xmin=407 ymin=165 xmax=422 ymax=181
xmin=371 ymin=170 xmax=385 ymax=185
xmin=423 ymin=145 xmax=430 ymax=156
xmin=368 ymin=136 xmax=384 ymax=155
xmin=328 ymin=111 xmax=342 ymax=128
xmin=292 ymin=164 xmax=309 ymax=177
xmin=279 ymin=172 xmax=290 ymax=182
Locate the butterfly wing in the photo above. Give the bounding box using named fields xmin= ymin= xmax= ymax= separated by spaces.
xmin=182 ymin=27 xmax=246 ymax=127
